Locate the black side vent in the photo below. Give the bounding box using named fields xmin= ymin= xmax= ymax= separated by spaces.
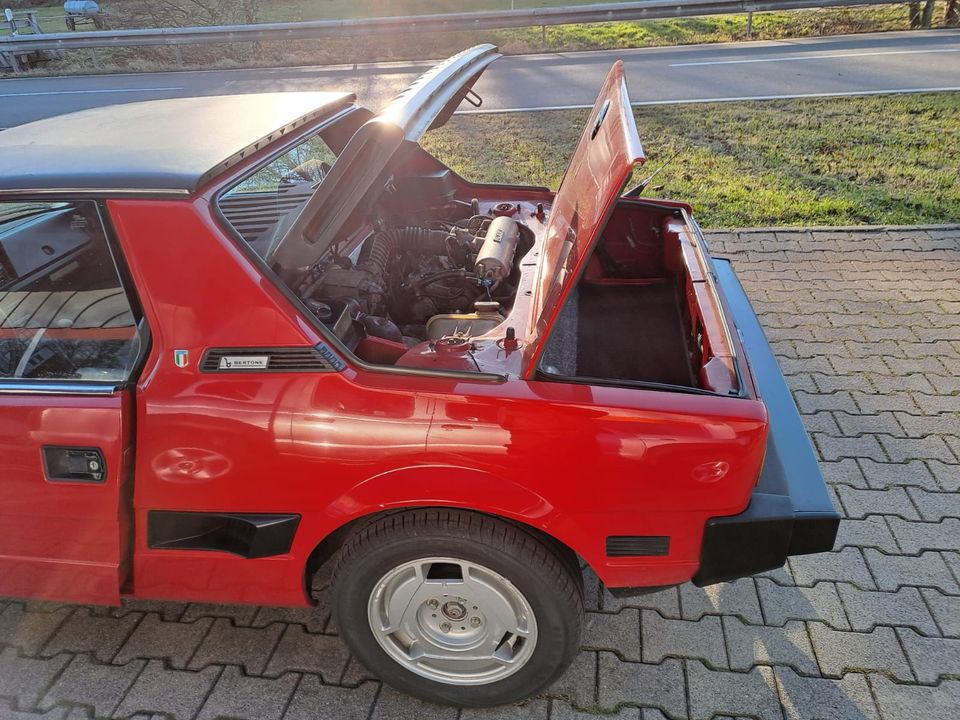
xmin=147 ymin=511 xmax=301 ymax=559
xmin=606 ymin=536 xmax=670 ymax=557
xmin=201 ymin=346 xmax=336 ymax=373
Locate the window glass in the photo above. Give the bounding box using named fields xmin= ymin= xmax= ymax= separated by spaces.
xmin=219 ymin=131 xmax=339 ymax=252
xmin=0 ymin=201 xmax=142 ymax=382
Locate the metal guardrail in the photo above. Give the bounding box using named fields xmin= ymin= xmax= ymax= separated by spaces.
xmin=1 ymin=0 xmax=902 ymax=69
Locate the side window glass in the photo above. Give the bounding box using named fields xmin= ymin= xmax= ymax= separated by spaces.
xmin=219 ymin=132 xmax=338 ymax=251
xmin=0 ymin=201 xmax=142 ymax=383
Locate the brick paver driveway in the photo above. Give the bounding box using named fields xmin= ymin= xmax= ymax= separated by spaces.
xmin=1 ymin=225 xmax=958 ymax=720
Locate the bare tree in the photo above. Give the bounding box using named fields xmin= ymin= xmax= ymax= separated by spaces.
xmin=946 ymin=0 xmax=960 ymax=25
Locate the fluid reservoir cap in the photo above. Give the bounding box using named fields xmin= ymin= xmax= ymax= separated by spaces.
xmin=474 ymin=300 xmax=501 ymax=316
xmin=492 ymin=202 xmax=517 ymax=217
xmin=435 ymin=336 xmax=471 ymax=355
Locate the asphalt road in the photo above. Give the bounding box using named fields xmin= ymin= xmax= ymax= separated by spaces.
xmin=1 ymin=29 xmax=959 ymax=127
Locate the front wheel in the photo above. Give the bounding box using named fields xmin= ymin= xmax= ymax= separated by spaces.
xmin=330 ymin=509 xmax=583 ymax=706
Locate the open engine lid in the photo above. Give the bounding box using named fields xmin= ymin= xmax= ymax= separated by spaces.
xmin=522 ymin=61 xmax=645 ymax=378
xmin=265 ymin=44 xmax=501 ymax=277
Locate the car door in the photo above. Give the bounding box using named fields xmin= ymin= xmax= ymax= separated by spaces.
xmin=0 ymin=199 xmax=144 ymax=605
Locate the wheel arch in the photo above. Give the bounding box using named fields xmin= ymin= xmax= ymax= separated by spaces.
xmin=303 ymin=465 xmax=587 ymax=595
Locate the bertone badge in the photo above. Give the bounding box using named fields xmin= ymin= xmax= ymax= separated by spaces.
xmin=173 ymin=349 xmax=189 ymax=368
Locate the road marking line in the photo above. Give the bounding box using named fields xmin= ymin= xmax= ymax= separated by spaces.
xmin=0 ymin=86 xmax=183 ymax=98
xmin=456 ymin=86 xmax=960 ymax=114
xmin=670 ymin=47 xmax=960 ymax=67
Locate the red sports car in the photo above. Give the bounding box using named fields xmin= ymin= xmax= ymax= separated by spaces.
xmin=0 ymin=46 xmax=837 ymax=706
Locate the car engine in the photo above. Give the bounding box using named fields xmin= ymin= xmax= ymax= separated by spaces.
xmin=294 ymin=211 xmax=531 ymax=349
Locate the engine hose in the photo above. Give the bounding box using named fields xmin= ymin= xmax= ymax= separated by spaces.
xmin=358 ymin=227 xmax=451 ymax=278
xmin=410 ymin=269 xmax=480 ymax=291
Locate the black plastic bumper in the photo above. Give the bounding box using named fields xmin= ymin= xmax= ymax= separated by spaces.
xmin=692 ymin=259 xmax=840 ymax=587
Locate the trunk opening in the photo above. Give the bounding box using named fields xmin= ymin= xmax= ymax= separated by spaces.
xmin=539 ymin=199 xmax=738 ymax=395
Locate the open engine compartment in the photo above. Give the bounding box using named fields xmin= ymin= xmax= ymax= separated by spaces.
xmin=220 ymin=167 xmax=535 ymax=366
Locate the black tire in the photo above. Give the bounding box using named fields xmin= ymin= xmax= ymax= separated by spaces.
xmin=330 ymin=509 xmax=583 ymax=707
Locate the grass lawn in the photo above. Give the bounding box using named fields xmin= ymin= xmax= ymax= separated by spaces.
xmin=421 ymin=93 xmax=960 ymax=228
xmin=2 ymin=2 xmax=942 ymax=69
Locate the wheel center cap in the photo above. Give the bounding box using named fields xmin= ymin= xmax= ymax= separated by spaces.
xmin=441 ymin=601 xmax=467 ymax=620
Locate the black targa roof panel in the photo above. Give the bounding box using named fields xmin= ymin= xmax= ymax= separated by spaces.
xmin=0 ymin=92 xmax=355 ymax=195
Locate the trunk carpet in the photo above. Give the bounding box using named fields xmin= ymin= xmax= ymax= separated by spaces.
xmin=576 ymin=282 xmax=695 ymax=387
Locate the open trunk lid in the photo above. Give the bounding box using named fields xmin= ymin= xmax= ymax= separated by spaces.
xmin=265 ymin=44 xmax=501 ymax=278
xmin=522 ymin=61 xmax=645 ymax=378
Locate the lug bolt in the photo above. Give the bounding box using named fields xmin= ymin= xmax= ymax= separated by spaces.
xmin=470 ymin=616 xmax=482 ymax=627
xmin=440 ymin=621 xmax=452 ymax=633
xmin=427 ymin=599 xmax=439 ymax=609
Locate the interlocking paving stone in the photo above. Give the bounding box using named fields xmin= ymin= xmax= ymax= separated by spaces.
xmin=834 ymin=487 xmax=919 ymax=520
xmin=113 ymin=660 xmax=220 ymax=719
xmin=600 ymin=586 xmax=680 ymax=617
xmin=252 ymin=605 xmax=329 ymax=634
xmin=113 ymin=600 xmax=187 ymax=623
xmin=0 ymin=702 xmax=70 ymax=719
xmin=820 ymin=458 xmax=868 ymax=489
xmin=836 ymin=584 xmax=939 ymax=635
xmin=879 ymin=434 xmax=958 ymax=463
xmin=686 ymin=662 xmax=782 ymax=720
xmin=546 ymin=650 xmax=596 ymax=706
xmin=919 ymin=589 xmax=960 ymax=637
xmin=679 ymin=578 xmax=763 ymax=624
xmin=773 ymin=668 xmax=879 ymax=720
xmin=0 ymin=604 xmax=72 ymax=655
xmin=195 ymin=666 xmax=298 ymax=720
xmin=283 ymin=676 xmax=379 ymax=720
xmin=582 ymin=609 xmax=640 ymax=661
xmin=755 ymin=579 xmax=850 ymax=630
xmin=862 ymin=548 xmax=960 ymax=593
xmin=641 ymin=610 xmax=727 ymax=668
xmin=181 ymin=603 xmax=259 ymax=626
xmin=369 ymin=685 xmax=459 ymax=720
xmin=788 ymin=547 xmax=876 ymax=590
xmin=596 ymin=653 xmax=686 ymax=717
xmin=857 ymin=458 xmax=939 ymax=490
xmin=187 ymin=617 xmax=284 ymax=675
xmin=903 ymin=487 xmax=960 ymax=521
xmin=0 ymin=648 xmax=71 ymax=709
xmin=39 ymin=654 xmax=145 ymax=717
xmin=833 ymin=516 xmax=899 ymax=553
xmin=868 ymin=675 xmax=960 ymax=720
xmin=113 ymin=614 xmax=213 ymax=669
xmin=895 ymin=628 xmax=960 ymax=683
xmin=723 ymin=618 xmax=818 ymax=675
xmin=458 ymin=699 xmax=549 ymax=719
xmin=40 ymin=610 xmax=141 ymax=663
xmin=887 ymin=517 xmax=960 ymax=553
xmin=808 ymin=623 xmax=913 ymax=682
xmin=552 ymin=702 xmax=638 ymax=720
xmin=263 ymin=623 xmax=351 ymax=681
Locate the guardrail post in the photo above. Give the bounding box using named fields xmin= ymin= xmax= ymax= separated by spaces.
xmin=1 ymin=50 xmax=20 ymax=73
xmin=541 ymin=24 xmax=546 ymax=45
xmin=746 ymin=11 xmax=754 ymax=38
xmin=174 ymin=44 xmax=183 ymax=66
xmin=89 ymin=47 xmax=100 ymax=69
